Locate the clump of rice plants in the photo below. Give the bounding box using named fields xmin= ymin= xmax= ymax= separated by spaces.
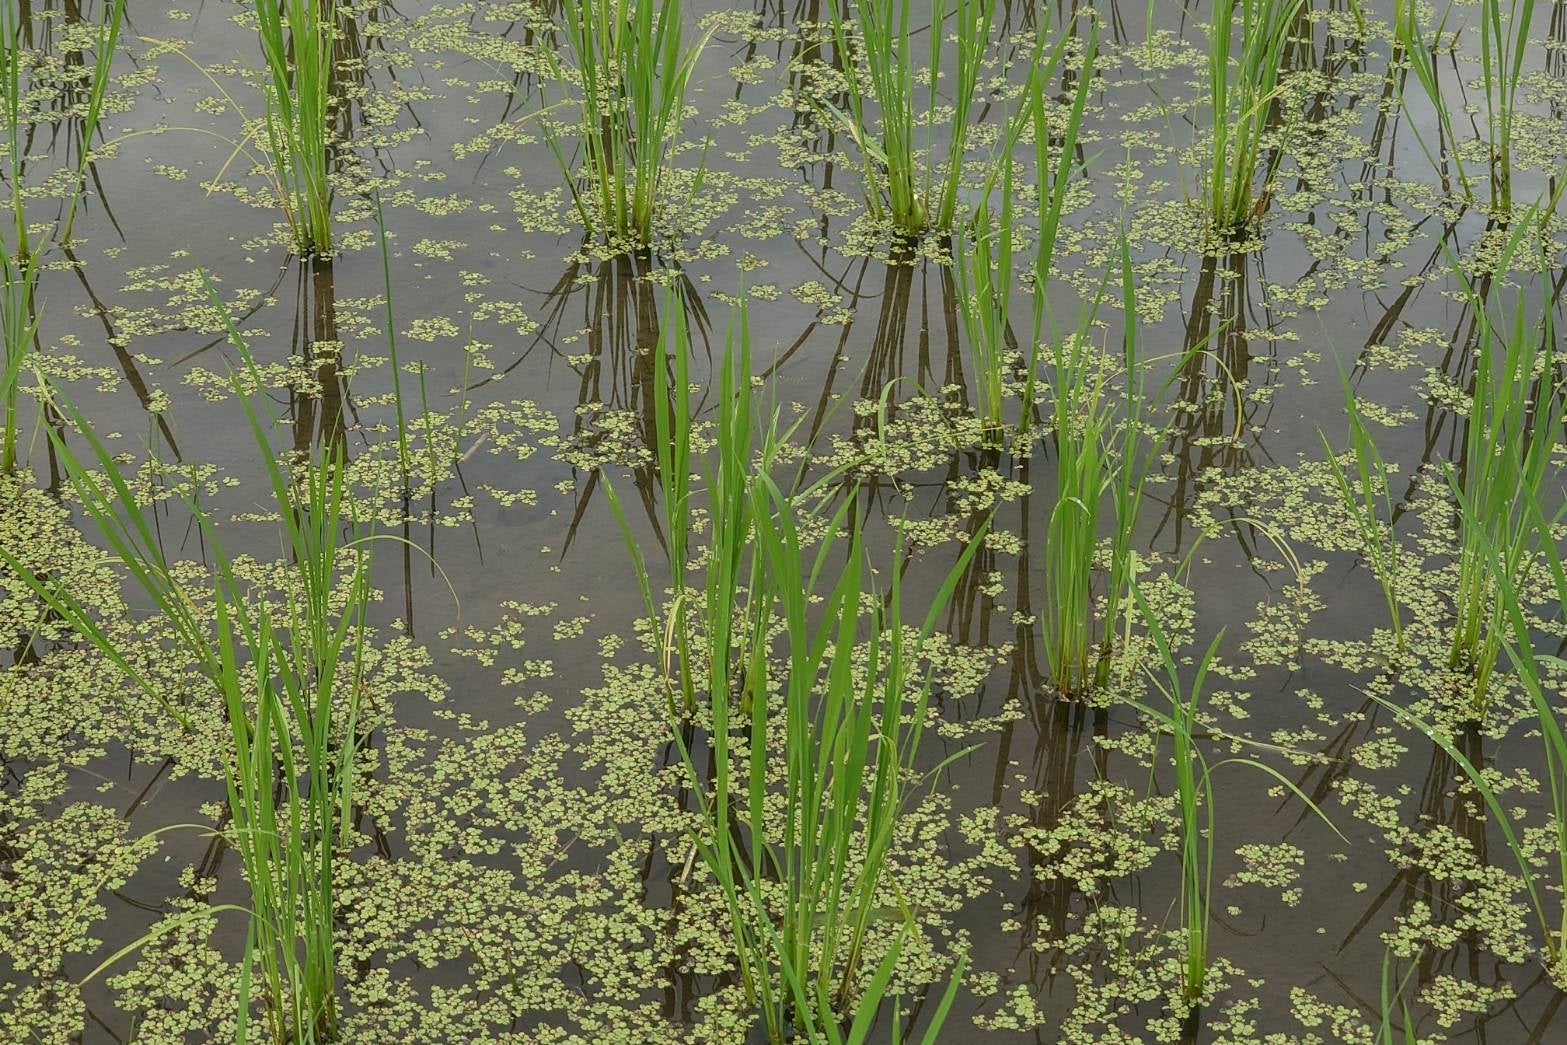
xmin=2 ymin=0 xmax=122 ymax=474
xmin=1445 ymin=217 xmax=1561 ymax=722
xmin=952 ymin=16 xmax=1096 ymax=438
xmin=536 ymin=0 xmax=716 ymax=245
xmin=1040 ymin=283 xmax=1114 ymax=698
xmin=819 ymin=0 xmax=987 ymax=235
xmin=1200 ymin=0 xmax=1304 ymax=239
xmin=951 ymin=163 xmax=1018 ymax=435
xmin=254 ymin=0 xmax=339 ymax=255
xmin=606 ymin=296 xmax=973 ymax=1042
xmin=745 ymin=479 xmax=979 ymax=1043
xmin=1397 ymin=0 xmax=1536 ymax=213
xmin=1474 ymin=0 xmax=1536 ymax=215
xmin=5 ymin=284 xmax=376 ymax=1041
xmin=1041 ymin=235 xmax=1152 ymax=699
xmin=820 ymin=1 xmax=1086 ymax=236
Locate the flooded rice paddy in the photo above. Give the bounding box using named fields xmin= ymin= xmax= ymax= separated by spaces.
xmin=3 ymin=0 xmax=1567 ymax=1042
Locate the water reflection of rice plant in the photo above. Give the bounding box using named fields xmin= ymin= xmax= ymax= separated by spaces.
xmin=1319 ymin=361 xmax=1409 ymax=651
xmin=498 ymin=253 xmax=712 ymax=557
xmin=1336 ymin=730 xmax=1495 ymax=995
xmin=1155 ymin=249 xmax=1277 ymax=546
xmin=1375 ymin=536 xmax=1567 ymax=987
xmin=288 ymin=257 xmax=350 ymax=459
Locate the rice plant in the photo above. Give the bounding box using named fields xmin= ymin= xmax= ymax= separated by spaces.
xmin=952 ymin=17 xmax=1096 ymax=436
xmin=1133 ymin=584 xmax=1342 ymax=1017
xmin=1394 ymin=0 xmax=1476 ymax=203
xmin=254 ymin=0 xmax=339 ymax=255
xmin=1319 ymin=362 xmax=1406 ymax=650
xmin=4 ymin=284 xmax=374 ymax=1041
xmin=536 ymin=0 xmax=716 ymax=244
xmin=1040 ymin=235 xmax=1148 ymax=700
xmin=1476 ymin=0 xmax=1536 ymax=213
xmin=2 ymin=0 xmax=122 ymax=474
xmin=1372 ymin=478 xmax=1567 ymax=983
xmin=1138 ymin=602 xmax=1224 ymax=1017
xmin=1094 ymin=236 xmax=1153 ymax=691
xmin=1397 ymin=0 xmax=1536 ymax=212
xmin=1476 ymin=480 xmax=1567 ymax=983
xmin=597 ymin=282 xmax=700 ymax=717
xmin=820 ymin=0 xmax=1085 ymax=235
xmin=606 ymin=299 xmax=974 ymax=1041
xmin=0 ymin=243 xmax=39 ymax=477
xmin=1201 ymin=0 xmax=1304 ymax=239
xmin=1445 ymin=219 xmax=1560 ymax=721
xmin=951 ymin=163 xmax=1017 ymax=434
xmin=1 ymin=0 xmax=33 ymax=476
xmin=372 ymin=191 xmax=411 ymax=481
xmin=1377 ymin=945 xmax=1422 ymax=1045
